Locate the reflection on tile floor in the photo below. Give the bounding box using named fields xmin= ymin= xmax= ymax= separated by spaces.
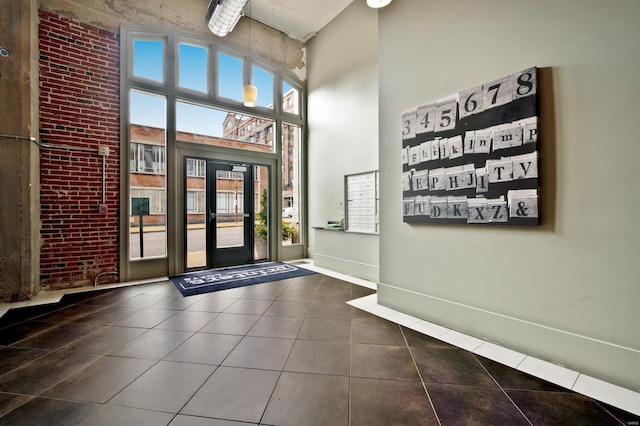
xmin=0 ymin=273 xmax=638 ymax=425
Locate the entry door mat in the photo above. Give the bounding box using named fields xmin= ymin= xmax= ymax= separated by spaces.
xmin=169 ymin=262 xmax=316 ymax=297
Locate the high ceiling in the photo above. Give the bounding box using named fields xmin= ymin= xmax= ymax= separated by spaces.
xmin=246 ymin=0 xmax=355 ymax=42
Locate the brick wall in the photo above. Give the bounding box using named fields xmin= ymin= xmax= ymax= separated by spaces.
xmin=39 ymin=10 xmax=120 ymax=289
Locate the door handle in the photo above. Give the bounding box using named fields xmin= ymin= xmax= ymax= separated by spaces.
xmin=210 ymin=212 xmax=250 ymax=220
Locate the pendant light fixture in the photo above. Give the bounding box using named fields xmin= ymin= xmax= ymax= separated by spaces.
xmin=243 ymin=0 xmax=257 ymax=107
xmin=367 ymin=0 xmax=392 ymax=8
xmin=243 ymin=84 xmax=257 ymax=107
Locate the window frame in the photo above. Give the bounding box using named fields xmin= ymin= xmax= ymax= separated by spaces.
xmin=120 ymin=26 xmax=306 ymax=280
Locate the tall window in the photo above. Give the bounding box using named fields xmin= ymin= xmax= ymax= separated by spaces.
xmin=124 ymin=28 xmax=305 ymax=263
xmin=128 ymin=88 xmax=167 ymax=260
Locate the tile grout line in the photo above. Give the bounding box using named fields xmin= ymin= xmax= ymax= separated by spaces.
xmin=399 ymin=325 xmax=442 ymax=426
xmin=473 ymin=353 xmax=534 ymax=426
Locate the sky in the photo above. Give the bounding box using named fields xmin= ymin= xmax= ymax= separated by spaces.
xmin=130 ymin=39 xmax=290 ymax=136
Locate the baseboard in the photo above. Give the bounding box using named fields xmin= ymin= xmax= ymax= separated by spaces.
xmin=313 ymin=253 xmax=379 ymax=283
xmin=378 ymin=282 xmax=640 ymax=394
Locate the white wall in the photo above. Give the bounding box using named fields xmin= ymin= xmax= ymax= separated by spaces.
xmin=306 ymin=1 xmax=379 ymax=279
xmin=376 ymin=0 xmax=640 ymax=391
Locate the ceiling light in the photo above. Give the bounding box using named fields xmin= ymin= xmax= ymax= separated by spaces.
xmin=206 ymin=0 xmax=249 ymax=37
xmin=367 ymin=0 xmax=392 ymax=8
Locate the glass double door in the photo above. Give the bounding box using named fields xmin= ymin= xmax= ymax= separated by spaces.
xmin=186 ymin=159 xmax=269 ymax=270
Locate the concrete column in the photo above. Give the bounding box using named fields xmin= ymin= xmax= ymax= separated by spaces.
xmin=0 ymin=0 xmax=40 ymax=302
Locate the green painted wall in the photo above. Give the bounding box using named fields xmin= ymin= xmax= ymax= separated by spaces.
xmin=377 ymin=0 xmax=640 ymax=391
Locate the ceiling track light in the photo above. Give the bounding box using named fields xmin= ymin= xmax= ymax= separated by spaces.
xmin=367 ymin=0 xmax=392 ymax=8
xmin=206 ymin=0 xmax=250 ymax=37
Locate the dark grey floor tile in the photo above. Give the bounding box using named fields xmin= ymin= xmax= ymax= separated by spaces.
xmin=476 ymin=355 xmax=566 ymax=391
xmin=275 ymin=289 xmax=317 ymax=302
xmin=108 ymin=361 xmax=215 ymax=413
xmin=318 ymin=276 xmax=350 ymax=289
xmin=149 ymin=295 xmax=203 ymax=310
xmin=262 ymin=371 xmax=349 ymax=426
xmin=284 ymin=340 xmax=349 ymax=376
xmin=113 ymin=293 xmax=170 ymax=309
xmin=198 ymin=312 xmax=260 ymax=335
xmin=314 ymin=289 xmax=353 ymax=303
xmin=223 ymin=298 xmax=273 ymax=315
xmin=62 ymin=326 xmax=147 ymax=355
xmin=507 ymin=390 xmax=623 ymax=426
xmin=142 ymin=281 xmax=184 ymax=297
xmin=36 ymin=303 xmax=105 ymax=324
xmin=169 ymin=415 xmax=254 ymax=426
xmin=246 ymin=315 xmax=303 ymax=339
xmin=184 ymin=296 xmax=239 ymax=313
xmin=351 ymin=306 xmax=380 ymax=321
xmin=81 ymin=404 xmax=175 ymax=426
xmin=109 ymin=329 xmax=192 ymax=360
xmin=427 ymin=383 xmax=529 ymax=425
xmin=0 ymin=349 xmax=102 ymax=395
xmin=282 ymin=276 xmax=322 ymax=291
xmin=351 ymin=285 xmax=376 ymax=298
xmin=181 ymin=366 xmax=279 ymax=423
xmin=0 ymin=392 xmax=32 ymax=417
xmin=0 ymin=397 xmax=98 ymax=426
xmin=350 ymin=377 xmax=438 ymax=426
xmin=351 ymin=343 xmax=421 ymax=382
xmin=89 ymin=286 xmax=154 ymax=306
xmin=222 ymin=336 xmax=294 ymax=370
xmin=153 ymin=311 xmax=218 ymax=332
xmin=307 ymin=301 xmax=351 ymax=319
xmin=351 ymin=317 xmax=405 ymax=345
xmin=112 ymin=308 xmax=179 ymax=328
xmin=240 ymin=283 xmax=287 ymax=300
xmin=10 ymin=322 xmax=98 ymax=350
xmin=263 ymin=300 xmax=311 ymax=317
xmin=411 ymin=345 xmax=497 ymax=387
xmin=0 ymin=346 xmax=49 ymax=376
xmin=0 ymin=304 xmax=67 ymax=328
xmin=164 ymin=332 xmax=242 ymax=364
xmin=74 ymin=306 xmax=139 ymax=325
xmin=42 ymin=356 xmax=155 ymax=403
xmin=297 ymin=317 xmax=351 ymax=342
xmin=210 ymin=286 xmax=250 ymax=298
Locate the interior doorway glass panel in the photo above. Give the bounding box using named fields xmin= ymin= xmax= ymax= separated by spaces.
xmin=254 ymin=165 xmax=269 ymax=262
xmin=208 ymin=162 xmax=252 ymax=268
xmin=215 ymin=170 xmax=245 ymax=249
xmin=186 ymin=158 xmax=206 ymax=269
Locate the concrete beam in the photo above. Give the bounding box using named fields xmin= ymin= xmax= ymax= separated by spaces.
xmin=0 ymin=0 xmax=40 ymax=302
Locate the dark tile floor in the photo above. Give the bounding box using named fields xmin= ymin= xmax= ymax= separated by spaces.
xmin=0 ymin=273 xmax=638 ymax=425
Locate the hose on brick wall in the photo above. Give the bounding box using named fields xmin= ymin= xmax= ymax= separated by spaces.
xmin=94 ymin=271 xmax=119 ymax=287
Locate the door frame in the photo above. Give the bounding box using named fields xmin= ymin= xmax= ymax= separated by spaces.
xmin=175 ymin=145 xmax=279 ymax=275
